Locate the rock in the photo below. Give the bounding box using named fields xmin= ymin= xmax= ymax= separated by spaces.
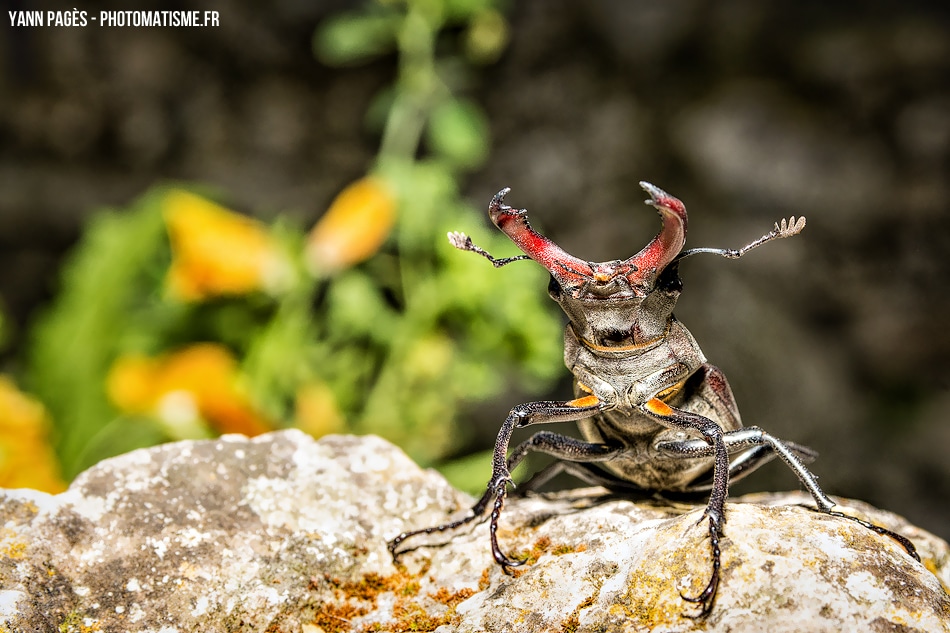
xmin=1 ymin=430 xmax=948 ymax=632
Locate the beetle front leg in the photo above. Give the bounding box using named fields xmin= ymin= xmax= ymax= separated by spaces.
xmin=388 ymin=395 xmax=605 ymax=571
xmin=489 ymin=396 xmax=608 ymax=571
xmin=641 ymin=397 xmax=730 ymax=617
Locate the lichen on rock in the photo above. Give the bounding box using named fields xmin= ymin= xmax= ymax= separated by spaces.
xmin=1 ymin=430 xmax=948 ymax=632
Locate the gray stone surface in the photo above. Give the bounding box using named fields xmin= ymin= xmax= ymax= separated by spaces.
xmin=1 ymin=430 xmax=948 ymax=632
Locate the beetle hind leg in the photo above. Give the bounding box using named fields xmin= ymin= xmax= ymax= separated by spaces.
xmin=657 ymin=426 xmax=919 ymax=562
xmin=824 ymin=510 xmax=919 ymax=561
xmin=671 ymin=433 xmax=818 ymax=493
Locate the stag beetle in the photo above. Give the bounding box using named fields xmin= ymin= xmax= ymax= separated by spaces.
xmin=389 ymin=182 xmax=918 ymax=616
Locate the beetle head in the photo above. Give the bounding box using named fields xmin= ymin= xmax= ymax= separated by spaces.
xmin=488 ymin=182 xmax=687 ymax=347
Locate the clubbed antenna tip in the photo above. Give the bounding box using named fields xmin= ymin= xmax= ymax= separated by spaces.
xmin=447 ymin=231 xmax=472 ymax=250
xmin=775 ymin=216 xmax=806 ymax=238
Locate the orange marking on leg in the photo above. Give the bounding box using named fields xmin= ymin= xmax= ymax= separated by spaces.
xmin=568 ymin=395 xmax=600 ymax=408
xmin=645 ymin=397 xmax=673 ymax=416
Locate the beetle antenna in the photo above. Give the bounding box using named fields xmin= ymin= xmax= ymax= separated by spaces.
xmin=447 ymin=231 xmax=532 ymax=268
xmin=676 ymin=216 xmax=806 ymax=261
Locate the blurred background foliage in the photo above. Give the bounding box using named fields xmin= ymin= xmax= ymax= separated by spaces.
xmin=0 ymin=1 xmax=948 ymax=540
xmin=4 ymin=0 xmax=562 ymax=492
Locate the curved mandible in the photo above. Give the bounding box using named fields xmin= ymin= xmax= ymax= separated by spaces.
xmin=623 ymin=182 xmax=688 ymax=284
xmin=487 ymin=188 xmax=594 ymax=286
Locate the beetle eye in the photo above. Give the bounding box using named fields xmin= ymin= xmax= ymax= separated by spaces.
xmin=547 ymin=275 xmax=563 ymax=300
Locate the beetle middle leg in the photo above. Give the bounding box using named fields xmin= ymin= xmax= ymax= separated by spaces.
xmin=505 ymin=430 xmax=645 ymax=497
xmin=388 ymin=395 xmax=607 ymax=571
xmin=517 ymin=435 xmax=818 ymax=499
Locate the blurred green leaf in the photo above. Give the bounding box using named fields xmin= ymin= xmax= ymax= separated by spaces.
xmin=313 ymin=11 xmax=400 ymax=66
xmin=75 ymin=416 xmax=172 ymax=470
xmin=443 ymin=0 xmax=495 ymax=21
xmin=425 ymin=98 xmax=490 ymax=169
xmin=26 ymin=191 xmax=169 ymax=477
xmin=436 ymin=449 xmax=493 ymax=494
xmin=325 ymin=270 xmax=396 ymax=341
xmin=389 ymin=159 xmax=457 ymax=252
xmin=242 ymin=283 xmax=318 ymax=423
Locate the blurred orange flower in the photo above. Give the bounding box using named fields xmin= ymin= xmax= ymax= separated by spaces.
xmin=0 ymin=376 xmax=66 ymax=493
xmin=106 ymin=343 xmax=271 ymax=438
xmin=294 ymin=380 xmax=345 ymax=439
xmin=306 ymin=176 xmax=396 ymax=275
xmin=163 ymin=190 xmax=291 ymax=301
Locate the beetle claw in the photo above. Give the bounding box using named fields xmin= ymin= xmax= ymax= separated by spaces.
xmin=499 ymin=555 xmax=526 ymax=575
xmin=680 ymin=579 xmax=717 ymax=618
